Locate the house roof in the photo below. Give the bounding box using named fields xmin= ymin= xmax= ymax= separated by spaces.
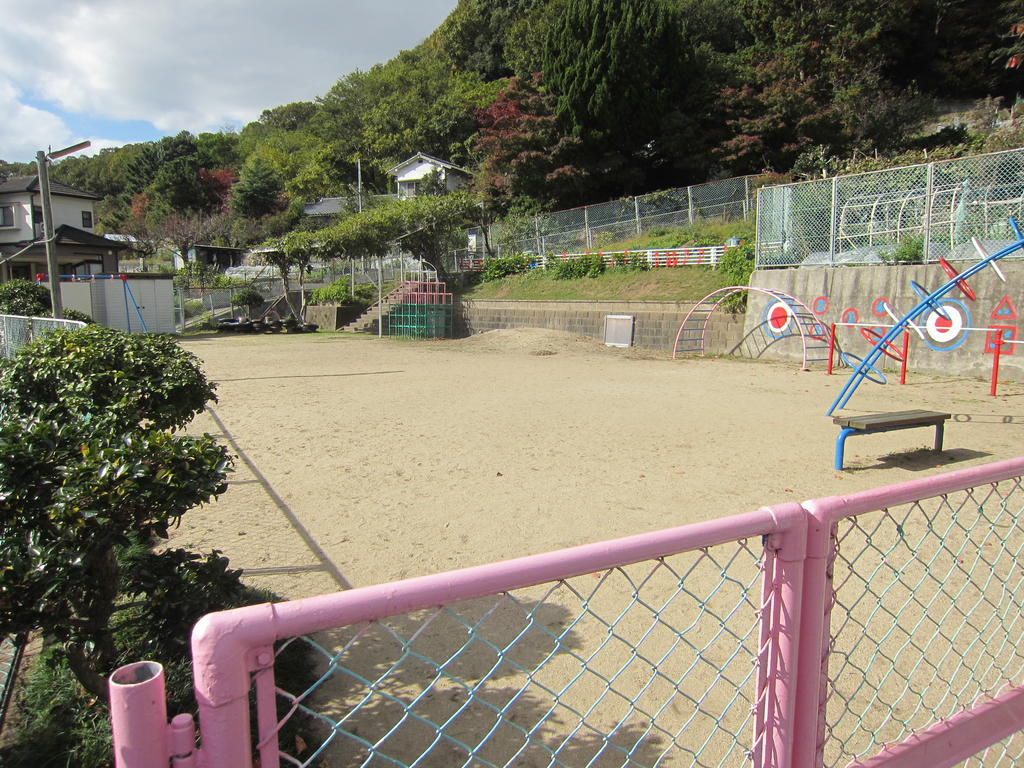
xmin=55 ymin=225 xmax=130 ymax=249
xmin=0 ymin=175 xmax=101 ymax=200
xmin=386 ymin=153 xmax=469 ymax=177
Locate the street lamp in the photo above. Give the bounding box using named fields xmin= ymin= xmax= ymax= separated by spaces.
xmin=35 ymin=140 xmax=91 ymax=317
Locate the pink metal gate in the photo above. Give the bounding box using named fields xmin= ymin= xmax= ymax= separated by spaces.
xmin=110 ymin=457 xmax=1024 ymax=767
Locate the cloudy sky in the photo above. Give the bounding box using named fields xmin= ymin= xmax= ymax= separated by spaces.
xmin=0 ymin=0 xmax=458 ymax=163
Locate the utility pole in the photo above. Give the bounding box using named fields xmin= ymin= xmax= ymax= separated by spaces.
xmin=35 ymin=140 xmax=90 ymax=319
xmin=35 ymin=150 xmax=62 ymax=318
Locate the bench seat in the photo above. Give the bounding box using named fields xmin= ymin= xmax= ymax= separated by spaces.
xmin=832 ymin=410 xmax=951 ymax=470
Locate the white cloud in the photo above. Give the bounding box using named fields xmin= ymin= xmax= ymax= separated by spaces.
xmin=0 ymin=78 xmax=75 ymax=161
xmin=0 ymin=0 xmax=457 ymax=160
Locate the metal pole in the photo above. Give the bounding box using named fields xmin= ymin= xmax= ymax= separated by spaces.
xmin=357 ymin=158 xmax=363 ymax=213
xmin=634 ymin=197 xmax=641 ymax=235
xmin=36 ymin=151 xmax=63 ymax=318
xmin=923 ymin=162 xmax=935 ymax=262
xmin=350 ymin=258 xmax=355 ymax=299
xmin=829 ymin=176 xmax=839 ymax=266
xmin=377 ymin=256 xmax=382 ymax=339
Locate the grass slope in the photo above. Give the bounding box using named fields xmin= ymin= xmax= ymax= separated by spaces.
xmin=458 ymin=266 xmax=734 ymax=302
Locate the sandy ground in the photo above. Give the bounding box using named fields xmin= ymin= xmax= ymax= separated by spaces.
xmin=173 ymin=328 xmax=1024 ymax=599
xmin=167 ymin=330 xmax=1024 ymax=765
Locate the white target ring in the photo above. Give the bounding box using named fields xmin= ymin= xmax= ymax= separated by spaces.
xmin=923 ymin=299 xmax=970 ymax=351
xmin=764 ymin=300 xmax=794 ymax=337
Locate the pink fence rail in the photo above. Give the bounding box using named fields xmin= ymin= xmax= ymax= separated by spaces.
xmin=109 ymin=457 xmax=1024 ymax=768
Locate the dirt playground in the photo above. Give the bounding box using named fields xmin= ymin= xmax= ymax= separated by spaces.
xmin=173 ymin=329 xmax=1024 ymax=601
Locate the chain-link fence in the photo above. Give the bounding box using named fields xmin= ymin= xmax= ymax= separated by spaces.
xmin=822 ymin=477 xmax=1024 ymax=766
xmin=756 ymin=147 xmax=1024 ymax=268
xmin=269 ymin=542 xmax=765 ymax=767
xmin=0 ymin=314 xmax=85 ymax=358
xmin=462 ymin=176 xmax=753 ymax=263
xmin=110 ymin=458 xmax=1024 ymax=768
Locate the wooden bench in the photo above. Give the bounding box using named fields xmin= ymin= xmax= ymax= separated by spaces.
xmin=832 ymin=410 xmax=951 ymax=470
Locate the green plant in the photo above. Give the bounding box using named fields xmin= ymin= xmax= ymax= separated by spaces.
xmin=611 ymin=251 xmax=651 ymax=272
xmin=230 ymin=287 xmax=265 ymax=316
xmin=880 ymin=236 xmax=924 ymax=265
xmin=482 ymin=255 xmax=532 ymax=281
xmin=716 ymin=243 xmax=755 ymax=312
xmin=309 ymin=278 xmax=355 ymax=305
xmin=173 ymin=261 xmax=231 ymax=289
xmin=550 ymin=253 xmax=606 ymax=279
xmin=0 ymin=326 xmax=229 ymax=698
xmin=183 ymin=299 xmax=205 ymax=318
xmin=0 ymin=279 xmax=51 ymax=317
xmin=62 ymin=308 xmax=95 ymax=324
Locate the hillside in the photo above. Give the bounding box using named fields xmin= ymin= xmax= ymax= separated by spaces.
xmin=1 ymin=0 xmax=1020 ymax=269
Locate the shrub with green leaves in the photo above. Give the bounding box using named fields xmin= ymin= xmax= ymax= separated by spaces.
xmin=62 ymin=308 xmax=95 ymax=324
xmin=230 ymin=287 xmax=265 ymax=316
xmin=716 ymin=243 xmax=755 ymax=312
xmin=0 ymin=278 xmax=51 ymax=317
xmin=881 ymin=236 xmax=924 ymax=265
xmin=481 ymin=255 xmax=532 ymax=282
xmin=550 ymin=253 xmax=606 ymax=279
xmin=0 ymin=325 xmax=229 ymax=701
xmin=611 ymin=252 xmax=651 ymax=272
xmin=310 ymin=278 xmax=355 ymax=305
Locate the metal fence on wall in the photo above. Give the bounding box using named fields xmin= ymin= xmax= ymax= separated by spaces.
xmin=110 ymin=457 xmax=1024 ymax=768
xmin=756 ymin=147 xmax=1024 ymax=268
xmin=463 ymin=176 xmax=754 ymax=262
xmin=0 ymin=314 xmax=85 ymax=358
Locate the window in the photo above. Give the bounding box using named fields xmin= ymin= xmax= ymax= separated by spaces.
xmin=0 ymin=205 xmax=13 ymax=228
xmin=82 ymin=211 xmax=93 ymax=228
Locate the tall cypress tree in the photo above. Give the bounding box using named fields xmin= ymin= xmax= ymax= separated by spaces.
xmin=542 ymin=0 xmax=706 ymax=195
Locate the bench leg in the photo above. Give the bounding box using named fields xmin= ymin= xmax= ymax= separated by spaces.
xmin=835 ymin=427 xmax=858 ymax=471
xmin=934 ymin=422 xmax=945 ymax=452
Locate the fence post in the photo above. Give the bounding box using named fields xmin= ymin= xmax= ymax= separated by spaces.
xmin=109 ymin=661 xmax=171 ymax=768
xmin=924 ymin=162 xmax=935 ymax=262
xmin=535 ymin=215 xmax=542 ymax=255
xmin=754 ymin=503 xmax=808 ymax=768
xmin=791 ymin=504 xmax=839 ymax=768
xmin=688 ymin=186 xmax=694 ymax=225
xmin=829 ymin=176 xmax=839 ymax=266
xmin=634 ymin=196 xmax=641 ymax=235
xmin=584 ymin=207 xmax=592 ymax=250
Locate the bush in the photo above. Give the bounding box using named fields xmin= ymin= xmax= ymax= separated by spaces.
xmin=880 ymin=237 xmax=924 ymax=265
xmin=481 ymin=255 xmax=532 ymax=282
xmin=309 ymin=279 xmax=355 ymax=305
xmin=611 ymin=252 xmax=651 ymax=272
xmin=173 ymin=262 xmax=232 ymax=290
xmin=550 ymin=253 xmax=605 ymax=279
xmin=62 ymin=308 xmax=95 ymax=324
xmin=230 ymin=287 xmax=265 ymax=315
xmin=0 ymin=279 xmax=51 ymax=317
xmin=716 ymin=243 xmax=755 ymax=313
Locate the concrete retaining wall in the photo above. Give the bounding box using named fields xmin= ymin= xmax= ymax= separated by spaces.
xmin=750 ymin=261 xmax=1024 ymax=381
xmin=456 ymin=300 xmax=745 ymax=355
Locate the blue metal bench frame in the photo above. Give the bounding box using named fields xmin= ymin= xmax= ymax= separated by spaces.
xmin=832 ymin=410 xmax=951 ymax=470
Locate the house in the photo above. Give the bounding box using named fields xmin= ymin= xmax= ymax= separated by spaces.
xmin=0 ymin=176 xmax=127 ymax=281
xmin=386 ymin=153 xmax=470 ymax=198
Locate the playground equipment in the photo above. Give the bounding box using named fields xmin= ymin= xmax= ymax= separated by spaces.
xmin=826 ymin=217 xmax=1024 ymax=415
xmin=386 ymin=281 xmax=454 ymax=338
xmin=673 ymin=287 xmax=830 ymax=370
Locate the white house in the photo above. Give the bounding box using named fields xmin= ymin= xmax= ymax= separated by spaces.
xmin=0 ymin=176 xmax=127 ymax=281
xmin=386 ymin=153 xmax=470 ymax=198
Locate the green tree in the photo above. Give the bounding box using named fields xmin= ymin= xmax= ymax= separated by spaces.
xmin=542 ymin=0 xmax=706 ymax=196
xmin=473 ymin=74 xmax=585 ymax=212
xmin=0 ymin=326 xmax=230 ymax=699
xmin=231 ymin=155 xmax=285 ymax=218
